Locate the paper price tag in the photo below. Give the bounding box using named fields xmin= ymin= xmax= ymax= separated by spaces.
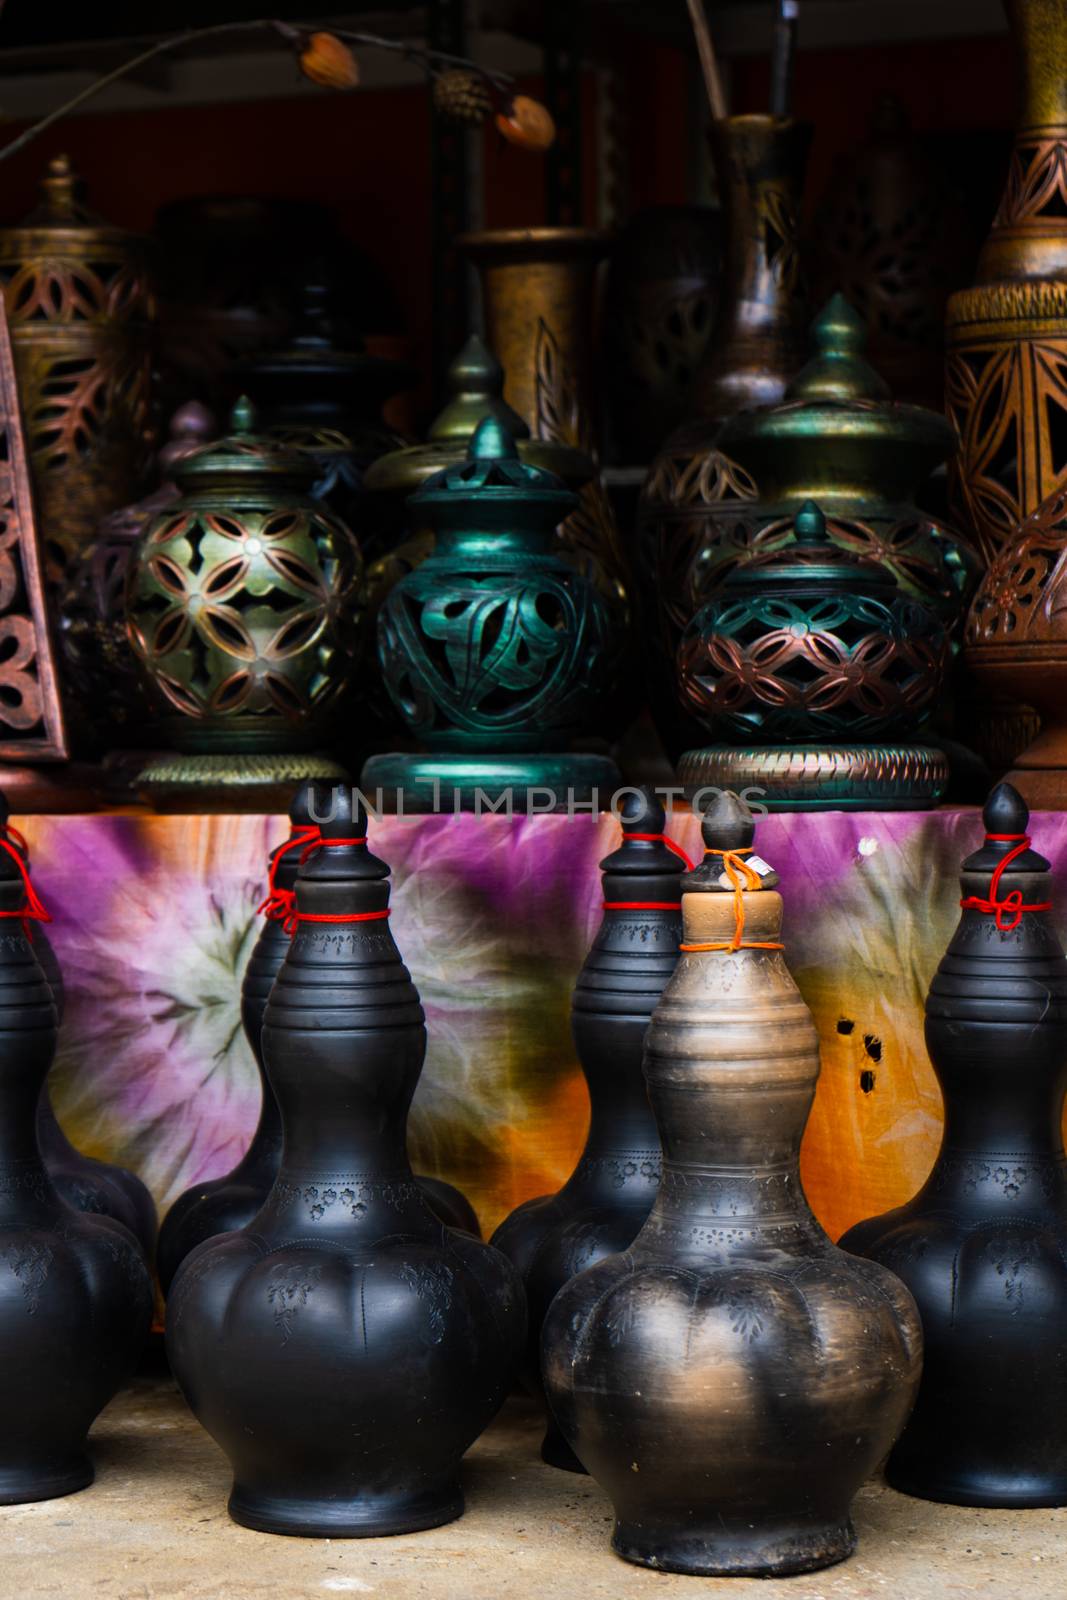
xmin=717 ymin=854 xmax=774 ymax=890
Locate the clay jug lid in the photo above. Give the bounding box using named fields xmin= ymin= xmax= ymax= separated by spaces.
xmin=962 ymin=782 xmax=1048 ymax=875
xmin=298 ymin=788 xmax=389 ymax=883
xmin=682 ymin=792 xmax=779 ymax=892
xmin=599 ymin=789 xmax=688 ymax=877
xmin=287 ymin=778 xmax=317 ymax=832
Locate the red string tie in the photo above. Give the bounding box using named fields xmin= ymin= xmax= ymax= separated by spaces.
xmin=602 ymin=901 xmax=681 ymax=911
xmin=627 ymin=832 xmax=696 ymax=871
xmin=281 ymin=836 xmax=388 ymax=936
xmin=284 ymin=907 xmax=391 ymax=935
xmin=257 ymin=825 xmax=321 ymax=922
xmin=0 ymin=837 xmax=50 ymax=941
xmin=960 ymin=833 xmax=1051 ymax=933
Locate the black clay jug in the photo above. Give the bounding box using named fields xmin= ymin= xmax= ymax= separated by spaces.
xmin=491 ymin=790 xmax=684 ymax=1470
xmin=841 ymin=782 xmax=1067 ymax=1506
xmin=542 ymin=793 xmax=922 ymax=1577
xmin=165 ymin=792 xmax=524 ymax=1537
xmin=0 ymin=836 xmax=152 ymax=1502
xmin=157 ymin=787 xmax=479 ymax=1295
xmin=0 ymin=799 xmax=156 ymax=1259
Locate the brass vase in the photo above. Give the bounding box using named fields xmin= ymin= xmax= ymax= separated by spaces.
xmin=458 ymin=227 xmax=628 ymax=596
xmin=946 ymin=0 xmax=1067 ymax=565
xmin=637 ymin=116 xmax=811 ymax=761
xmin=0 ymin=155 xmax=155 ymax=589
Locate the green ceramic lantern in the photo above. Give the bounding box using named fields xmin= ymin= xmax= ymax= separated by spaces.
xmin=362 ymin=416 xmax=621 ymax=809
xmin=126 ymin=396 xmax=363 ymax=806
xmin=677 ymin=500 xmax=951 ymax=809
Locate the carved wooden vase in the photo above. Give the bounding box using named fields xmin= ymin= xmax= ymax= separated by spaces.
xmin=490 ymin=790 xmax=684 ymax=1470
xmin=157 ymin=785 xmax=479 ymax=1295
xmin=841 ymin=783 xmax=1067 ymax=1506
xmin=0 ymin=838 xmax=152 ymax=1502
xmin=964 ymin=484 xmax=1067 ymax=805
xmin=0 ymin=154 xmax=155 ymax=590
xmin=637 ymin=115 xmax=811 ymax=760
xmin=946 ymin=0 xmax=1067 ymax=565
xmin=165 ymin=792 xmax=523 ymax=1536
xmin=542 ymin=792 xmax=921 ymax=1577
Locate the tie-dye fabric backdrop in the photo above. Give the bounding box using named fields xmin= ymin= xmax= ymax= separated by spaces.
xmin=19 ymin=806 xmax=1061 ymax=1249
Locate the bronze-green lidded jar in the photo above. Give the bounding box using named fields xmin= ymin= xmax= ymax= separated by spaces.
xmin=126 ymin=397 xmax=361 ymax=805
xmin=362 ymin=416 xmax=621 ymax=810
xmin=677 ymin=499 xmax=950 ymax=809
xmin=708 ymin=294 xmax=980 ymax=627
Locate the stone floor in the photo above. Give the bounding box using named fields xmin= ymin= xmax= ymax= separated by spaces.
xmin=2 ymin=1367 xmax=1064 ymax=1600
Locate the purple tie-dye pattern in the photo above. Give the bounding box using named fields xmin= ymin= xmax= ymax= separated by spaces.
xmin=14 ymin=807 xmax=1066 ymax=1243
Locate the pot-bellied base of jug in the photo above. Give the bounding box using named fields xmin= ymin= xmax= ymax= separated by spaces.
xmin=0 ymin=1453 xmax=93 ymax=1505
xmin=227 ymin=1480 xmax=464 ymax=1538
xmin=611 ymin=1512 xmax=856 ymax=1577
xmin=888 ymin=1459 xmax=1067 ymax=1510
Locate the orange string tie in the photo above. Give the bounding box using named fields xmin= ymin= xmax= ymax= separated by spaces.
xmin=0 ymin=836 xmax=51 ymax=941
xmin=960 ymin=832 xmax=1051 ymax=933
xmin=257 ymin=824 xmax=321 ymax=922
xmin=281 ymin=835 xmax=390 ymax=937
xmin=679 ymin=846 xmax=784 ymax=954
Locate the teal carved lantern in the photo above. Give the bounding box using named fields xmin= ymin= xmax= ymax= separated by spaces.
xmin=126 ymin=396 xmax=362 ymax=806
xmin=676 ymin=500 xmax=951 ymax=809
xmin=362 ymin=416 xmax=621 ymax=809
